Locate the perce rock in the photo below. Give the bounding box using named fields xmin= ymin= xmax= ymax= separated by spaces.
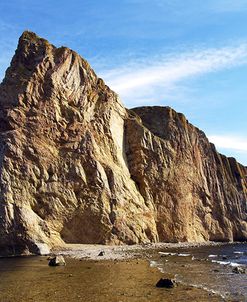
xmin=0 ymin=32 xmax=246 ymax=255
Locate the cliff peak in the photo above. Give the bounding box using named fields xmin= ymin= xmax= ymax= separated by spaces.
xmin=19 ymin=30 xmax=49 ymax=44
xmin=15 ymin=31 xmax=55 ymax=63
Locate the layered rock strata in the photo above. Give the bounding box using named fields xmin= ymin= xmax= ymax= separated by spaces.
xmin=0 ymin=32 xmax=246 ymax=255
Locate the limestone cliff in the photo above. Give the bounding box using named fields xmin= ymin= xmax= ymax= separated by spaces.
xmin=0 ymin=32 xmax=246 ymax=255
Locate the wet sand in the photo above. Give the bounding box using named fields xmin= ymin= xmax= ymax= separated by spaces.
xmin=1 ymin=242 xmax=245 ymax=302
xmin=0 ymin=256 xmax=223 ymax=302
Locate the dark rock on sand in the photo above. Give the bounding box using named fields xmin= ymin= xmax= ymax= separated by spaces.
xmin=48 ymin=255 xmax=66 ymax=266
xmin=98 ymin=251 xmax=105 ymax=256
xmin=232 ymin=266 xmax=245 ymax=274
xmin=156 ymin=278 xmax=176 ymax=288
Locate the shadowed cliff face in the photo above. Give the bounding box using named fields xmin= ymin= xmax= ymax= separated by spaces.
xmin=0 ymin=32 xmax=246 ymax=255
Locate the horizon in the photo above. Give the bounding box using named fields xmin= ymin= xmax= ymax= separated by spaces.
xmin=0 ymin=0 xmax=247 ymax=165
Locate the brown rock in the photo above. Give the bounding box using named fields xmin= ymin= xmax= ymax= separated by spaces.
xmin=126 ymin=106 xmax=247 ymax=242
xmin=0 ymin=31 xmax=246 ymax=255
xmin=48 ymin=255 xmax=66 ymax=266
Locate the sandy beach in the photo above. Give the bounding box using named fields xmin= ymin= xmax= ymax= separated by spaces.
xmin=51 ymin=241 xmax=224 ymax=261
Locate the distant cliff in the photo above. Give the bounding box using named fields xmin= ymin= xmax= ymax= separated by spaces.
xmin=0 ymin=32 xmax=246 ymax=255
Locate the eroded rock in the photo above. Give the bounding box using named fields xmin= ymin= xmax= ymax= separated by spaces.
xmin=0 ymin=31 xmax=246 ymax=255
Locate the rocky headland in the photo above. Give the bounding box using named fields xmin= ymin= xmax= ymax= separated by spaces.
xmin=0 ymin=31 xmax=246 ymax=256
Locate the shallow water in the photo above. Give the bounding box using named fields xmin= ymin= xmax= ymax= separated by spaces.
xmin=152 ymin=243 xmax=247 ymax=301
xmin=0 ymin=255 xmax=222 ymax=302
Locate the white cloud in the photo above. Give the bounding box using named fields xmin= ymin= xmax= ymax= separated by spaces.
xmin=208 ymin=135 xmax=247 ymax=152
xmin=98 ymin=44 xmax=247 ymax=107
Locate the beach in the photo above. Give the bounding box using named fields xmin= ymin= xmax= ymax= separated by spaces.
xmin=51 ymin=241 xmax=225 ymax=260
xmin=0 ymin=242 xmax=246 ymax=302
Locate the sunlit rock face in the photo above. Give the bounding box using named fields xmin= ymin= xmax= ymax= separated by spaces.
xmin=126 ymin=107 xmax=247 ymax=242
xmin=0 ymin=32 xmax=246 ymax=255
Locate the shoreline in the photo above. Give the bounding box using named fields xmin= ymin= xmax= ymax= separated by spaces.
xmin=51 ymin=241 xmax=245 ymax=261
xmin=50 ymin=241 xmax=246 ymax=301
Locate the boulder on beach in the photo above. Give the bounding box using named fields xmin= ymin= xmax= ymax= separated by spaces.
xmin=48 ymin=255 xmax=66 ymax=266
xmin=232 ymin=266 xmax=245 ymax=274
xmin=98 ymin=251 xmax=105 ymax=256
xmin=156 ymin=278 xmax=176 ymax=288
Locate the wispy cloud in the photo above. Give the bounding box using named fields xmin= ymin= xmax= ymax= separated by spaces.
xmin=98 ymin=44 xmax=247 ymax=107
xmin=209 ymin=135 xmax=247 ymax=152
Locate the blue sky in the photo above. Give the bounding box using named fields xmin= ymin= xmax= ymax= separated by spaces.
xmin=0 ymin=0 xmax=247 ymax=165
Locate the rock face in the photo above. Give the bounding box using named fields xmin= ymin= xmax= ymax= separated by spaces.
xmin=0 ymin=32 xmax=246 ymax=255
xmin=126 ymin=107 xmax=247 ymax=242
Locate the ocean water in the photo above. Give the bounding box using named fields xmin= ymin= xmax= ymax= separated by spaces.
xmin=151 ymin=243 xmax=247 ymax=301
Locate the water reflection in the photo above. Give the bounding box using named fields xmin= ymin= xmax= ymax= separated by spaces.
xmin=0 ymin=255 xmax=224 ymax=302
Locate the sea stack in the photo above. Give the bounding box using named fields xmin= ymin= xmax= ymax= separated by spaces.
xmin=0 ymin=32 xmax=246 ymax=256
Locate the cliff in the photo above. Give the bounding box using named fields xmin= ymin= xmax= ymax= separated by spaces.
xmin=0 ymin=32 xmax=246 ymax=255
